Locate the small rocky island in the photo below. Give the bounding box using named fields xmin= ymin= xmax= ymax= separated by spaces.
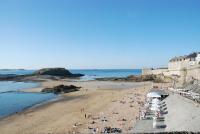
xmin=0 ymin=68 xmax=84 ymax=81
xmin=42 ymin=85 xmax=81 ymax=94
xmin=34 ymin=68 xmax=84 ymax=77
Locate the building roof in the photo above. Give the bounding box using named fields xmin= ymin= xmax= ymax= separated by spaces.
xmin=147 ymin=92 xmax=161 ymax=98
xmin=169 ymin=52 xmax=200 ymax=62
xmin=187 ymin=52 xmax=198 ymax=59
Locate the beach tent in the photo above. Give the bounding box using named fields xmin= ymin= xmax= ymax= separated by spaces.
xmin=147 ymin=92 xmax=161 ymax=98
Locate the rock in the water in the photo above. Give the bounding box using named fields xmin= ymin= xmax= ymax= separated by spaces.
xmin=42 ymin=84 xmax=81 ymax=94
xmin=34 ymin=68 xmax=84 ymax=77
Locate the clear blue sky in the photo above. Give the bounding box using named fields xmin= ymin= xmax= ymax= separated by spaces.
xmin=0 ymin=0 xmax=200 ymax=69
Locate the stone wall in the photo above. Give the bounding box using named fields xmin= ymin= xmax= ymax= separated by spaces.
xmin=142 ymin=53 xmax=200 ymax=86
xmin=142 ymin=68 xmax=154 ymax=75
xmin=168 ymin=57 xmax=200 ymax=76
xmin=168 ymin=59 xmax=196 ymax=75
xmin=185 ymin=65 xmax=200 ymax=82
xmin=170 ymin=65 xmax=200 ymax=85
xmin=142 ymin=68 xmax=169 ymax=75
xmin=142 ymin=65 xmax=200 ymax=86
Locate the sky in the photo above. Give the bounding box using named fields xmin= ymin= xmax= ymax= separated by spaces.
xmin=0 ymin=0 xmax=200 ymax=69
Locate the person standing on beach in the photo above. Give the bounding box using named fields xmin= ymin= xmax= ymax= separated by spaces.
xmin=81 ymin=108 xmax=85 ymax=113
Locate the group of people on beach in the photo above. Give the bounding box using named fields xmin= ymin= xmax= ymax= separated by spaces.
xmin=71 ymin=90 xmax=147 ymax=133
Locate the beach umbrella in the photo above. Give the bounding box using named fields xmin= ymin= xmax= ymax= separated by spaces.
xmin=151 ymin=102 xmax=161 ymax=110
xmin=152 ymin=99 xmax=161 ymax=105
xmin=152 ymin=98 xmax=160 ymax=102
xmin=151 ymin=101 xmax=160 ymax=105
xmin=151 ymin=106 xmax=160 ymax=111
xmin=152 ymin=102 xmax=161 ymax=105
xmin=147 ymin=92 xmax=161 ymax=98
xmin=151 ymin=104 xmax=161 ymax=108
xmin=152 ymin=101 xmax=160 ymax=104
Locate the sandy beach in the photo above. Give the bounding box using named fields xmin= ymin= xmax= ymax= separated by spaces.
xmin=1 ymin=0 xmax=199 ymax=133
xmin=0 ymin=80 xmax=152 ymax=134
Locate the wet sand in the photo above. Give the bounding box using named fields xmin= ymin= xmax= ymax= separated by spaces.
xmin=0 ymin=80 xmax=151 ymax=134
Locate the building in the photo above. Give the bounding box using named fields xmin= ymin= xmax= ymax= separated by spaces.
xmin=168 ymin=52 xmax=200 ymax=76
xmin=142 ymin=52 xmax=200 ymax=85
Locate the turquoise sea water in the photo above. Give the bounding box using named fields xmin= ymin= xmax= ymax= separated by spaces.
xmin=0 ymin=81 xmax=55 ymax=117
xmin=70 ymin=69 xmax=141 ymax=80
xmin=0 ymin=81 xmax=40 ymax=93
xmin=0 ymin=92 xmax=55 ymax=117
xmin=0 ymin=69 xmax=141 ymax=80
xmin=0 ymin=69 xmax=35 ymax=76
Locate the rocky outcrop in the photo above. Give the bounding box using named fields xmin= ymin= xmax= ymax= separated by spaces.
xmin=96 ymin=74 xmax=172 ymax=83
xmin=127 ymin=75 xmax=158 ymax=82
xmin=0 ymin=68 xmax=84 ymax=81
xmin=34 ymin=68 xmax=84 ymax=77
xmin=0 ymin=74 xmax=33 ymax=81
xmin=41 ymin=85 xmax=81 ymax=94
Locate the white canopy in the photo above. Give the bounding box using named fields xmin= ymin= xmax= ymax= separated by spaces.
xmin=152 ymin=98 xmax=160 ymax=103
xmin=150 ymin=107 xmax=160 ymax=111
xmin=147 ymin=92 xmax=161 ymax=98
xmin=151 ymin=104 xmax=161 ymax=108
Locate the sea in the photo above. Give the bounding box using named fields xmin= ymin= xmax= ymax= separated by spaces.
xmin=70 ymin=69 xmax=141 ymax=80
xmin=0 ymin=69 xmax=141 ymax=117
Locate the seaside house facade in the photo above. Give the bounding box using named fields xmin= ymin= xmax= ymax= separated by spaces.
xmin=142 ymin=52 xmax=200 ymax=84
xmin=168 ymin=52 xmax=200 ymax=76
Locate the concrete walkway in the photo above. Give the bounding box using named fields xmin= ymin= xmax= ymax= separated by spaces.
xmin=165 ymin=93 xmax=200 ymax=132
xmin=132 ymin=119 xmax=165 ymax=133
xmin=132 ymin=98 xmax=167 ymax=133
xmin=133 ymin=92 xmax=200 ymax=133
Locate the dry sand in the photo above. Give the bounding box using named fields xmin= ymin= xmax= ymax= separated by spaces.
xmin=0 ymin=80 xmax=152 ymax=134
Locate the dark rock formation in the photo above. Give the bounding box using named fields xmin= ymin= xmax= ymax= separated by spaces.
xmin=41 ymin=84 xmax=81 ymax=94
xmin=0 ymin=74 xmax=32 ymax=81
xmin=127 ymin=75 xmax=157 ymax=82
xmin=96 ymin=74 xmax=172 ymax=83
xmin=0 ymin=74 xmax=17 ymax=78
xmin=34 ymin=68 xmax=84 ymax=77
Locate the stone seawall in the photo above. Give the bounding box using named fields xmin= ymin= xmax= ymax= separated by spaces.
xmin=143 ymin=65 xmax=200 ymax=85
xmin=172 ymin=65 xmax=200 ymax=85
xmin=185 ymin=65 xmax=200 ymax=82
xmin=142 ymin=68 xmax=169 ymax=76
